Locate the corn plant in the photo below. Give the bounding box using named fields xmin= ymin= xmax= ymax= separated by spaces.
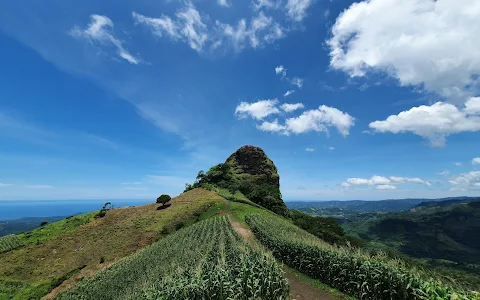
xmin=0 ymin=235 xmax=24 ymax=254
xmin=54 ymin=216 xmax=289 ymax=300
xmin=246 ymin=213 xmax=480 ymax=300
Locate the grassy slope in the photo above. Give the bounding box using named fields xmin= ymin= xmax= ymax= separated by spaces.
xmin=0 ymin=189 xmax=223 ymax=300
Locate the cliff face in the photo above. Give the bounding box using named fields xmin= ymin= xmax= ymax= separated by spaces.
xmin=225 ymin=145 xmax=280 ymax=187
xmin=225 ymin=145 xmax=287 ymax=216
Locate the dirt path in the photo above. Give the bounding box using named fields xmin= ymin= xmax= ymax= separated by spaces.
xmin=225 ymin=201 xmax=342 ymax=300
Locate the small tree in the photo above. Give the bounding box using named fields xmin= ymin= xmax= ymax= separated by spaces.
xmin=157 ymin=194 xmax=172 ymax=206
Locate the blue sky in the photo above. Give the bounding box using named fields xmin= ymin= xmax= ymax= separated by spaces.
xmin=0 ymin=0 xmax=479 ymax=201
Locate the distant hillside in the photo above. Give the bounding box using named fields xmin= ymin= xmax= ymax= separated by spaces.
xmin=286 ymin=196 xmax=478 ymax=213
xmin=186 ymin=145 xmax=288 ymax=215
xmin=0 ymin=216 xmax=66 ymax=237
xmin=344 ymin=200 xmax=480 ymax=265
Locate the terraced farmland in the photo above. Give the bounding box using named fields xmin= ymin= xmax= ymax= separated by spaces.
xmin=54 ymin=216 xmax=289 ymax=300
xmin=246 ymin=213 xmax=479 ymax=300
xmin=0 ymin=235 xmax=23 ymax=254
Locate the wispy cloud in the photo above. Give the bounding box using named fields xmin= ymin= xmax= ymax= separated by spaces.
xmin=305 ymin=148 xmax=315 ymax=152
xmin=26 ymin=185 xmax=53 ymax=189
xmin=284 ymin=90 xmax=295 ymax=97
xmin=218 ymin=0 xmax=231 ymax=7
xmin=0 ymin=183 xmax=13 ymax=187
xmin=134 ymin=3 xmax=285 ymax=54
xmin=70 ymin=14 xmax=140 ymax=64
xmin=286 ymin=0 xmax=312 ymax=22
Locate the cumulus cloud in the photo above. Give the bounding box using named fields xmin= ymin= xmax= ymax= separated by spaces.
xmin=473 ymin=157 xmax=480 ymax=165
xmin=256 ymin=119 xmax=286 ymax=132
xmin=369 ymin=98 xmax=480 ymax=147
xmin=275 ymin=65 xmax=287 ymax=77
xmin=389 ymin=176 xmax=431 ymax=186
xmin=70 ymin=14 xmax=140 ymax=64
xmin=305 ymin=148 xmax=315 ymax=152
xmin=376 ymin=184 xmax=396 ymax=190
xmin=240 ymin=102 xmax=355 ymax=137
xmin=218 ymin=0 xmax=231 ymax=7
xmin=235 ymin=99 xmax=280 ymax=120
xmin=284 ymin=90 xmax=295 ymax=97
xmin=281 ymin=103 xmax=304 ymax=112
xmin=290 ymin=77 xmax=303 ymax=89
xmin=328 ymin=0 xmax=480 ymax=102
xmin=449 ymin=171 xmax=480 ymax=189
xmin=286 ymin=0 xmax=312 ymax=22
xmin=342 ymin=175 xmax=431 ymax=189
xmin=285 ymin=105 xmax=354 ymax=137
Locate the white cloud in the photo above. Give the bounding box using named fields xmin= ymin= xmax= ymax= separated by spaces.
xmin=389 ymin=176 xmax=431 ymax=186
xmin=281 ymin=103 xmax=304 ymax=112
xmin=218 ymin=13 xmax=285 ymax=52
xmin=305 ymin=148 xmax=315 ymax=152
xmin=290 ymin=77 xmax=303 ymax=89
xmin=275 ymin=65 xmax=287 ymax=77
xmin=218 ymin=0 xmax=231 ymax=7
xmin=454 ymin=162 xmax=462 ymax=166
xmin=71 ymin=15 xmax=140 ymax=64
xmin=253 ymin=0 xmax=278 ymax=10
xmin=256 ymin=119 xmax=286 ymax=132
xmin=26 ymin=185 xmax=53 ymax=189
xmin=376 ymin=184 xmax=396 ymax=190
xmin=369 ymin=98 xmax=480 ymax=147
xmin=341 ymin=182 xmax=351 ymax=188
xmin=344 ymin=175 xmax=431 ymax=188
xmin=0 ymin=183 xmax=13 ymax=187
xmin=286 ymin=0 xmax=312 ymax=22
xmin=121 ymin=181 xmax=143 ymax=185
xmin=134 ymin=3 xmax=209 ymax=53
xmin=437 ymin=170 xmax=450 ymax=176
xmin=328 ymin=0 xmax=480 ymax=102
xmin=284 ymin=90 xmax=295 ymax=97
xmin=449 ymin=171 xmax=480 ymax=189
xmin=286 ymin=105 xmax=355 ymax=137
xmin=472 ymin=157 xmax=480 ymax=165
xmin=328 ymin=146 xmax=335 ymax=150
xmin=235 ymin=99 xmax=280 ymax=120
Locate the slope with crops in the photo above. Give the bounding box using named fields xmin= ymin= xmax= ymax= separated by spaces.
xmin=0 ymin=189 xmax=223 ymax=300
xmin=54 ymin=216 xmax=289 ymax=300
xmin=246 ymin=213 xmax=480 ymax=300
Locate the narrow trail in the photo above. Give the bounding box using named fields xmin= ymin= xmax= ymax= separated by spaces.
xmin=225 ymin=200 xmax=342 ymax=300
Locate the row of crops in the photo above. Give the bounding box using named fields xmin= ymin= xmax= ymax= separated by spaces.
xmin=0 ymin=234 xmax=24 ymax=254
xmin=246 ymin=213 xmax=480 ymax=300
xmin=54 ymin=216 xmax=289 ymax=300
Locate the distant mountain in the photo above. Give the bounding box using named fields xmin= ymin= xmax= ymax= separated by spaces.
xmin=286 ymin=197 xmax=478 ymax=213
xmin=0 ymin=216 xmax=66 ymax=237
xmin=344 ymin=199 xmax=480 ymax=264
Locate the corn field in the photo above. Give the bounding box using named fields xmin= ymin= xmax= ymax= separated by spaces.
xmin=0 ymin=235 xmax=24 ymax=254
xmin=54 ymin=216 xmax=289 ymax=300
xmin=246 ymin=213 xmax=480 ymax=300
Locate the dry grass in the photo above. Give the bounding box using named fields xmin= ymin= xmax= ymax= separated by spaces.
xmin=0 ymin=188 xmax=223 ymax=299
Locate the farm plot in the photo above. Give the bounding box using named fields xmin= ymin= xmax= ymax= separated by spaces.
xmin=54 ymin=216 xmax=289 ymax=300
xmin=0 ymin=235 xmax=24 ymax=254
xmin=246 ymin=213 xmax=479 ymax=300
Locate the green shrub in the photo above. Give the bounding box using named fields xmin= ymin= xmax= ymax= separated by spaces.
xmin=156 ymin=194 xmax=172 ymax=206
xmin=0 ymin=235 xmax=24 ymax=254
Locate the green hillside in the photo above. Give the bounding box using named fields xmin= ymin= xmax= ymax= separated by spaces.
xmin=1 ymin=145 xmax=479 ymax=300
xmin=344 ymin=200 xmax=480 ymax=264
